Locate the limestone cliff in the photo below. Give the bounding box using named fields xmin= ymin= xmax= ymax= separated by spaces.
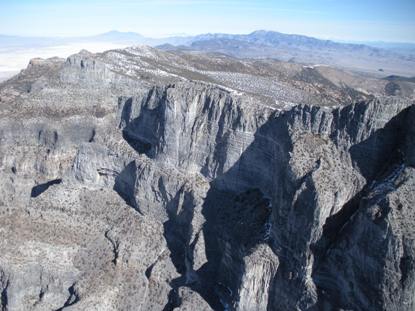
xmin=0 ymin=46 xmax=414 ymax=311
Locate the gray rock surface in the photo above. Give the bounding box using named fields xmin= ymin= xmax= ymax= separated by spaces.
xmin=0 ymin=46 xmax=414 ymax=310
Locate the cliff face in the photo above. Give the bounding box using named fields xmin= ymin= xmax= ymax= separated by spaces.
xmin=116 ymin=85 xmax=414 ymax=310
xmin=0 ymin=47 xmax=414 ymax=311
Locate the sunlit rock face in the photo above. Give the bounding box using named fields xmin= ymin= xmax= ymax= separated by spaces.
xmin=0 ymin=46 xmax=414 ymax=311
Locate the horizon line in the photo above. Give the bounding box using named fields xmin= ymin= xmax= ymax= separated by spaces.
xmin=1 ymin=29 xmax=415 ymax=45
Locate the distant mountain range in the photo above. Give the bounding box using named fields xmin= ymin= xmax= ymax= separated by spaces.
xmin=1 ymin=30 xmax=415 ymax=77
xmin=3 ymin=30 xmax=414 ymax=51
xmin=158 ymin=30 xmax=415 ymax=76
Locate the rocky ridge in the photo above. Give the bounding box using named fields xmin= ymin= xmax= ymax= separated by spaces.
xmin=0 ymin=46 xmax=414 ymax=310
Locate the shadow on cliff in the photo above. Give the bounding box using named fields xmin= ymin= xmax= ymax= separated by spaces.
xmin=310 ymin=106 xmax=412 ymax=310
xmin=119 ymin=89 xmax=168 ymax=158
xmin=348 ymin=105 xmax=410 ymax=181
xmin=116 ymin=94 xmax=414 ymax=310
xmin=194 ymin=103 xmax=414 ymax=311
xmin=192 ymin=109 xmax=294 ymax=310
xmin=113 ymin=161 xmax=143 ymax=215
xmin=318 ymin=105 xmax=411 ymax=254
xmin=154 ymin=108 xmax=295 ymax=310
xmin=161 ymin=188 xmax=195 ymax=311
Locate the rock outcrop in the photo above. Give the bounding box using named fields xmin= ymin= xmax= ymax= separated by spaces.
xmin=0 ymin=46 xmax=414 ymax=310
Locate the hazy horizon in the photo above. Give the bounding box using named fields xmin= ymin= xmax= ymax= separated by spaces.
xmin=1 ymin=0 xmax=414 ymax=42
xmin=1 ymin=29 xmax=415 ymax=44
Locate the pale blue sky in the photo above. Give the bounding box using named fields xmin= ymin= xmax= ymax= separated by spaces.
xmin=0 ymin=0 xmax=414 ymax=42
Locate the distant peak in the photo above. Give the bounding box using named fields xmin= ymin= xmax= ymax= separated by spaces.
xmin=250 ymin=30 xmax=280 ymax=35
xmin=105 ymin=30 xmax=137 ymax=35
xmin=250 ymin=30 xmax=268 ymax=34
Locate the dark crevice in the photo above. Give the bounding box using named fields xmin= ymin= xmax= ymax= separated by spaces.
xmin=104 ymin=230 xmax=119 ymax=266
xmin=39 ymin=289 xmax=45 ymax=302
xmin=38 ymin=287 xmax=46 ymax=304
xmin=162 ymin=288 xmax=181 ymax=311
xmin=33 ymin=285 xmax=48 ymax=307
xmin=400 ymin=256 xmax=412 ymax=286
xmin=145 ymin=264 xmax=155 ymax=280
xmin=54 ymin=283 xmax=79 ymax=311
xmin=1 ymin=280 xmax=8 ymax=311
xmin=31 ymin=179 xmax=62 ymax=198
xmin=88 ymin=129 xmax=96 ymax=142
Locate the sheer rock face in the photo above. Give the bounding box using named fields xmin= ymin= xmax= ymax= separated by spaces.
xmin=0 ymin=46 xmax=414 ymax=311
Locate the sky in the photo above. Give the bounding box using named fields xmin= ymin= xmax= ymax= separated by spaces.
xmin=0 ymin=0 xmax=414 ymax=42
